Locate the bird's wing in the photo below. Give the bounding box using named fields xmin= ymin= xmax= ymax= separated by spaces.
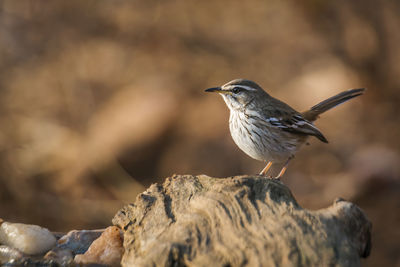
xmin=266 ymin=112 xmax=328 ymax=143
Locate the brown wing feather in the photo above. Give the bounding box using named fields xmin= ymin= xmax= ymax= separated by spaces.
xmin=261 ymin=96 xmax=328 ymax=143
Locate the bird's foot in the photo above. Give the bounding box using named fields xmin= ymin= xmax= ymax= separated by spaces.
xmin=258 ymin=174 xmax=276 ymax=180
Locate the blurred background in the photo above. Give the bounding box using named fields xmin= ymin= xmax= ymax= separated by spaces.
xmin=0 ymin=0 xmax=399 ymax=265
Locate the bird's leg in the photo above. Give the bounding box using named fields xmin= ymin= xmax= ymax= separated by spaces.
xmin=274 ymin=157 xmax=293 ymax=179
xmin=275 ymin=165 xmax=288 ymax=179
xmin=259 ymin=161 xmax=272 ymax=176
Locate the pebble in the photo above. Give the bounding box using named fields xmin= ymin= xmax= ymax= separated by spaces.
xmin=57 ymin=229 xmax=104 ymax=254
xmin=0 ymin=245 xmax=24 ymax=263
xmin=44 ymin=247 xmax=74 ymax=265
xmin=0 ymin=222 xmax=56 ymax=255
xmin=74 ymin=226 xmax=124 ymax=267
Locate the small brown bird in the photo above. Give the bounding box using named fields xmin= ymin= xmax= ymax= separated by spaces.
xmin=205 ymin=79 xmax=365 ymax=178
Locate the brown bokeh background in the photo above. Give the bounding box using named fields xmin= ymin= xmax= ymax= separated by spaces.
xmin=0 ymin=1 xmax=399 ymax=265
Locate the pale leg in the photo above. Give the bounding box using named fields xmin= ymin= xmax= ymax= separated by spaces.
xmin=275 ymin=157 xmax=292 ymax=179
xmin=259 ymin=161 xmax=272 ymax=175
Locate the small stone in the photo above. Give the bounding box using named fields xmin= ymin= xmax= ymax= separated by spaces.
xmin=1 ymin=258 xmax=59 ymax=267
xmin=44 ymin=247 xmax=74 ymax=264
xmin=57 ymin=229 xmax=104 ymax=254
xmin=0 ymin=245 xmax=24 ymax=263
xmin=0 ymin=222 xmax=56 ymax=255
xmin=74 ymin=226 xmax=123 ymax=267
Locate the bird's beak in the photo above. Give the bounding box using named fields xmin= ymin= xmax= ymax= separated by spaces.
xmin=205 ymin=87 xmax=229 ymax=94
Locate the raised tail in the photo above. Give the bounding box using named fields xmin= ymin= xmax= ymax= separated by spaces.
xmin=302 ymin=88 xmax=365 ymax=121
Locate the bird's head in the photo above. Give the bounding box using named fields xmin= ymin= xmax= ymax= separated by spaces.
xmin=205 ymin=79 xmax=268 ymax=111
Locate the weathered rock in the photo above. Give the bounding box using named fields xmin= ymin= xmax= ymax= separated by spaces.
xmin=74 ymin=226 xmax=124 ymax=267
xmin=113 ymin=175 xmax=372 ymax=267
xmin=0 ymin=222 xmax=56 ymax=255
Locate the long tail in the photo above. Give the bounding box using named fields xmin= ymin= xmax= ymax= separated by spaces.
xmin=302 ymin=88 xmax=365 ymax=121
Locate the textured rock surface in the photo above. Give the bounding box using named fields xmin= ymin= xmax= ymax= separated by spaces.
xmin=113 ymin=175 xmax=372 ymax=267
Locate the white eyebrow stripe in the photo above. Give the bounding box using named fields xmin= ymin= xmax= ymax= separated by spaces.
xmin=223 ymin=85 xmax=257 ymax=91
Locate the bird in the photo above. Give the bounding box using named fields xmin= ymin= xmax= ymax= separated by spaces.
xmin=205 ymin=79 xmax=365 ymax=178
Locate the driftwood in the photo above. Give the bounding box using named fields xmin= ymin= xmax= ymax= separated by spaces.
xmin=113 ymin=175 xmax=371 ymax=267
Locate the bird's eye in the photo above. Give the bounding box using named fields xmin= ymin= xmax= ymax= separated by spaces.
xmin=231 ymin=87 xmax=241 ymax=94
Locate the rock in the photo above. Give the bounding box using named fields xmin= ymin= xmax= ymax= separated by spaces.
xmin=0 ymin=245 xmax=24 ymax=263
xmin=113 ymin=175 xmax=372 ymax=267
xmin=74 ymin=226 xmax=124 ymax=267
xmin=57 ymin=229 xmax=104 ymax=254
xmin=43 ymin=247 xmax=74 ymax=264
xmin=1 ymin=258 xmax=61 ymax=267
xmin=0 ymin=222 xmax=56 ymax=255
